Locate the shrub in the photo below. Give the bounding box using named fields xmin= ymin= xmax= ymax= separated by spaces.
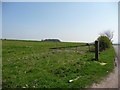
xmin=97 ymin=36 xmax=112 ymax=51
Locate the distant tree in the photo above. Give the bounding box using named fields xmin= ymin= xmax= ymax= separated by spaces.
xmin=42 ymin=39 xmax=61 ymax=42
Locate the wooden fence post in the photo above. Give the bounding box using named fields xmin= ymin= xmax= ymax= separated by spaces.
xmin=95 ymin=40 xmax=99 ymax=60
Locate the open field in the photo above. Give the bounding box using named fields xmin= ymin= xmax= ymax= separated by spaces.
xmin=2 ymin=40 xmax=115 ymax=88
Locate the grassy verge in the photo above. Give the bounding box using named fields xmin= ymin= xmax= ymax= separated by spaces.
xmin=2 ymin=40 xmax=115 ymax=88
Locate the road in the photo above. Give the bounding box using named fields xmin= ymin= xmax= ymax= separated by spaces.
xmin=91 ymin=45 xmax=119 ymax=88
xmin=114 ymin=45 xmax=120 ymax=88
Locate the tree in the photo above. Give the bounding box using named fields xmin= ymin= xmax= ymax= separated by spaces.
xmin=42 ymin=39 xmax=61 ymax=42
xmin=100 ymin=30 xmax=114 ymax=42
xmin=97 ymin=36 xmax=112 ymax=51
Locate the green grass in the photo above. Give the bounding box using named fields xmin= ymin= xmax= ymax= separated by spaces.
xmin=2 ymin=40 xmax=115 ymax=88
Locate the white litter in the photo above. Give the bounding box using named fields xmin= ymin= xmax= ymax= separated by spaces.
xmin=94 ymin=61 xmax=107 ymax=66
xmin=99 ymin=62 xmax=107 ymax=66
xmin=69 ymin=80 xmax=74 ymax=83
xmin=69 ymin=76 xmax=80 ymax=83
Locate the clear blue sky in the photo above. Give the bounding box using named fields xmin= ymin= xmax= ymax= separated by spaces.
xmin=2 ymin=2 xmax=118 ymax=43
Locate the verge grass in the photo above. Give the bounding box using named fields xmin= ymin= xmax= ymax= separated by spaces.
xmin=2 ymin=40 xmax=115 ymax=88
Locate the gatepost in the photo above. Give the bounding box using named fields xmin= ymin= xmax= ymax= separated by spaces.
xmin=95 ymin=40 xmax=99 ymax=60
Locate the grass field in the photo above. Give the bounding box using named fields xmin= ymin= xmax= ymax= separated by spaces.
xmin=2 ymin=40 xmax=115 ymax=88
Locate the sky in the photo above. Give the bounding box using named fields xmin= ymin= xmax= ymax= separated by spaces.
xmin=2 ymin=2 xmax=118 ymax=43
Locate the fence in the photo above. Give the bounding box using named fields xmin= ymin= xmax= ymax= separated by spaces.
xmin=87 ymin=40 xmax=99 ymax=60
